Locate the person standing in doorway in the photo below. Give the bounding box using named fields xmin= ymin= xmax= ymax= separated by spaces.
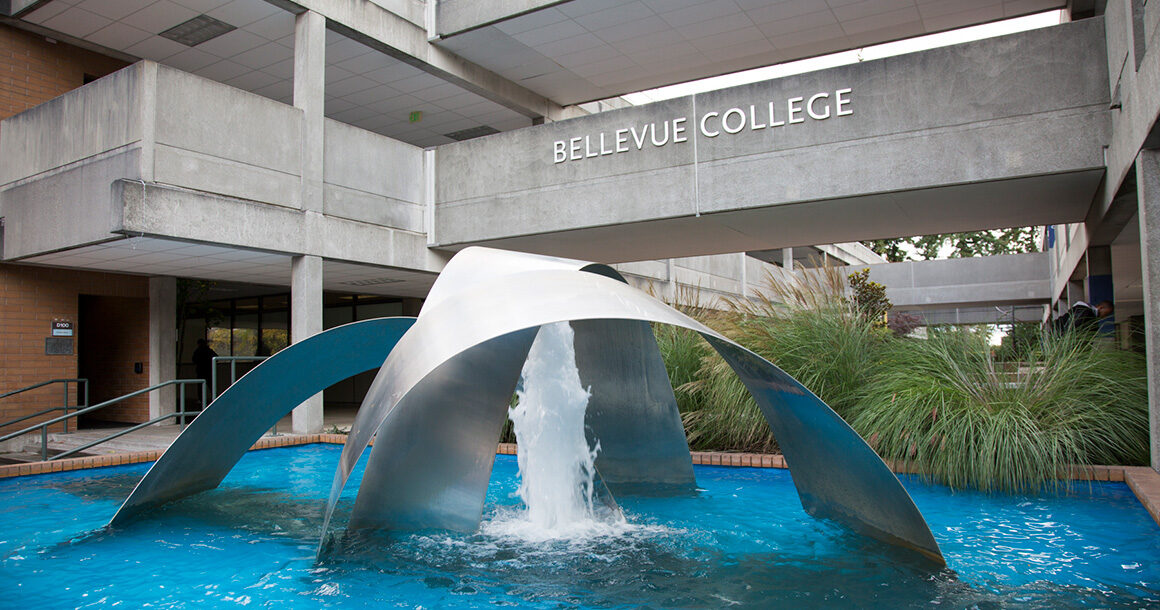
xmin=192 ymin=338 xmax=218 ymax=410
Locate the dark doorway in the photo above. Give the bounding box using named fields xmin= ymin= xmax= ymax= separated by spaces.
xmin=77 ymin=294 xmax=150 ymax=428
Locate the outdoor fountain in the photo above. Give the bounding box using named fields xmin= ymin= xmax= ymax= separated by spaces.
xmin=109 ymin=246 xmax=944 ymax=565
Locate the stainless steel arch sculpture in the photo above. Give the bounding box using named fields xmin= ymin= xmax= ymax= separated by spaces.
xmin=325 ymin=248 xmax=944 ymax=565
xmin=109 ymin=317 xmax=415 ymax=526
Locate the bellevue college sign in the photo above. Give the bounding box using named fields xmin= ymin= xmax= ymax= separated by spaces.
xmin=553 ymin=88 xmax=852 ymax=164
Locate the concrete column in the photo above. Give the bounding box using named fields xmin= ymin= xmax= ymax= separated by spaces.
xmin=292 ymin=255 xmax=324 ymax=434
xmin=148 ymin=276 xmax=177 ymax=421
xmin=294 ymin=10 xmax=325 ymax=213
xmin=291 ymin=10 xmax=326 ymax=435
xmin=782 ymin=247 xmax=794 ymax=271
xmin=1135 ymin=149 xmax=1160 ymax=471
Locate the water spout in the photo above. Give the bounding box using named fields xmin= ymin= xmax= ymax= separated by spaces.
xmin=508 ymin=322 xmax=607 ymax=532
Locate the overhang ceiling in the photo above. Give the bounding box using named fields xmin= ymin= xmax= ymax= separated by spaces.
xmin=435 ymin=0 xmax=1067 ymax=105
xmin=14 ymin=0 xmax=530 ymax=148
xmin=21 ymin=236 xmax=437 ymax=297
xmin=11 ymin=0 xmax=1068 ymax=145
xmin=458 ymin=170 xmax=1104 ymax=264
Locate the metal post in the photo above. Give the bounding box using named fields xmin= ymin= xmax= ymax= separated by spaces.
xmin=40 ymin=426 xmax=47 ymax=461
xmin=231 ymin=359 xmax=237 ymax=388
xmin=211 ymin=365 xmax=218 ymax=402
xmin=62 ymin=382 xmax=69 ymax=434
xmin=179 ymin=384 xmax=187 ymax=431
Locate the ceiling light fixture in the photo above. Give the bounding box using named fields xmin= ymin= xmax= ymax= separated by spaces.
xmin=160 ymin=14 xmax=236 ymax=47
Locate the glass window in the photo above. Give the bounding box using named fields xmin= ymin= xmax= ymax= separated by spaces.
xmin=233 ymin=313 xmax=259 ymax=356
xmin=357 ymin=301 xmax=403 ymax=320
xmin=324 ymin=305 xmax=354 ymax=330
xmin=261 ymin=310 xmax=289 ymax=356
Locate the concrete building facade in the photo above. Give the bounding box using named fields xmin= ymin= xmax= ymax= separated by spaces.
xmin=1 ymin=0 xmax=1156 ymax=467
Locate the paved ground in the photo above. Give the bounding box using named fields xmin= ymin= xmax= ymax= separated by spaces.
xmin=0 ymin=405 xmax=359 ymax=463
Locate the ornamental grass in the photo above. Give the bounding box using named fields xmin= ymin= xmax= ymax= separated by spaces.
xmin=670 ymin=266 xmax=888 ymax=453
xmin=849 ymin=327 xmax=1149 ymax=493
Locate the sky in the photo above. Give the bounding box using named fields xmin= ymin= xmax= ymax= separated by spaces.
xmin=623 ymin=10 xmax=1065 ymax=105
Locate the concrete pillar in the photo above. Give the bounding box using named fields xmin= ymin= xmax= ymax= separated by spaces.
xmin=292 ymin=255 xmax=324 ymax=433
xmin=291 ymin=10 xmax=326 ymax=435
xmin=148 ymin=276 xmax=177 ymax=421
xmin=1135 ymin=149 xmax=1160 ymax=471
xmin=782 ymin=247 xmax=794 ymax=271
xmin=294 ymin=10 xmax=325 ymax=213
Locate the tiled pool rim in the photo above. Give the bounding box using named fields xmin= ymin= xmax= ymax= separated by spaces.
xmin=3 ymin=434 xmax=1159 ymax=528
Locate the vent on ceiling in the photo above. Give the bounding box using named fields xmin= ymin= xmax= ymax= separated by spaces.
xmin=160 ymin=15 xmax=236 ymax=47
xmin=444 ymin=125 xmax=500 ymax=141
xmin=341 ymin=278 xmax=405 ymax=286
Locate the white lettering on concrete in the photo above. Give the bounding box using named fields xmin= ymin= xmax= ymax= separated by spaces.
xmin=722 ymin=108 xmax=745 ymax=134
xmin=552 ymin=88 xmax=853 ymax=164
xmin=749 ymin=104 xmax=766 ymax=130
xmin=836 ymin=88 xmax=853 ymax=116
xmin=807 ymin=93 xmax=830 ymax=120
xmin=768 ymin=101 xmax=784 ymax=127
xmin=631 ymin=126 xmax=647 ymax=149
xmin=787 ymin=97 xmax=804 ymax=124
xmin=650 ymin=121 xmax=670 ymax=146
xmin=700 ymin=111 xmax=720 ymax=137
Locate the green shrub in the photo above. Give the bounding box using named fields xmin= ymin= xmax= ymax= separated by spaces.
xmin=677 ymin=267 xmax=887 ymax=452
xmin=850 ymin=327 xmax=1149 ymax=492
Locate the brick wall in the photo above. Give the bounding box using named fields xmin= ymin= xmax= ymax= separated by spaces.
xmin=0 ymin=22 xmax=128 ymax=122
xmin=0 ymin=266 xmax=149 ymax=431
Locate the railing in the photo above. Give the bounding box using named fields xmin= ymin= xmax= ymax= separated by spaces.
xmin=0 ymin=379 xmax=206 ymax=461
xmin=211 ymin=356 xmax=268 ymax=401
xmin=0 ymin=379 xmax=88 ymax=434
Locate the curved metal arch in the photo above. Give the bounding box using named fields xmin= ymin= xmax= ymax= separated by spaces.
xmin=109 ymin=316 xmax=416 ymax=527
xmin=329 ymin=267 xmax=943 ymax=565
xmin=426 ymin=248 xmax=695 ymax=494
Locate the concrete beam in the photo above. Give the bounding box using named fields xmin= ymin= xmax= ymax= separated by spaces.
xmin=434 ymin=0 xmax=562 ymax=36
xmin=863 ymin=253 xmax=1052 ymax=310
xmin=279 ymin=0 xmax=578 ymax=121
xmin=433 ymin=20 xmax=1110 ymax=261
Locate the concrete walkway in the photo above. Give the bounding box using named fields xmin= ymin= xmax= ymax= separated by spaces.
xmin=0 ymin=405 xmax=359 ymax=463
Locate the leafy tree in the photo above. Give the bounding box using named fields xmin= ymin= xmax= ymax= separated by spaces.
xmin=866 ymin=227 xmax=1040 ymax=262
xmin=847 ymin=269 xmax=890 ymax=326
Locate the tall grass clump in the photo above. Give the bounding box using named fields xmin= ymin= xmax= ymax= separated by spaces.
xmin=678 ymin=266 xmax=888 ymax=452
xmin=850 ymin=327 xmax=1149 ymax=493
xmin=650 ymin=284 xmax=717 ymax=415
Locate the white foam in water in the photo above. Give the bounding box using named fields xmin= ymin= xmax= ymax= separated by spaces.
xmin=498 ymin=321 xmax=631 ymax=542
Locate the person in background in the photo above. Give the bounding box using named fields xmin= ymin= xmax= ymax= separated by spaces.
xmin=192 ymin=338 xmax=218 ymax=411
xmin=1053 ymin=300 xmax=1114 ymax=334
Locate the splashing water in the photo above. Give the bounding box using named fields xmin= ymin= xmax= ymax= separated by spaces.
xmin=504 ymin=321 xmax=625 ymax=539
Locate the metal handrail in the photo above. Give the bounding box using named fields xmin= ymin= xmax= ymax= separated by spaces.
xmin=0 ymin=379 xmax=206 ymax=461
xmin=0 ymin=379 xmax=88 ymax=434
xmin=210 ymin=356 xmax=268 ymax=401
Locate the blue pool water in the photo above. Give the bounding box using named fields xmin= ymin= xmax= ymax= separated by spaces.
xmin=1 ymin=444 xmax=1158 ymax=608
